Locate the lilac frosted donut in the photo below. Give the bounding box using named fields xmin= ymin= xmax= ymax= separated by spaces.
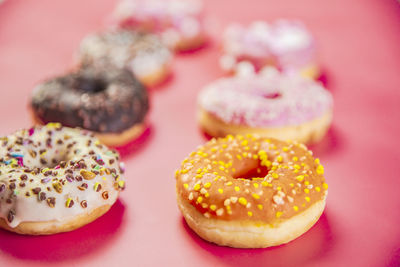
xmin=198 ymin=68 xmax=333 ymax=144
xmin=220 ymin=20 xmax=319 ymax=79
xmin=112 ymin=0 xmax=206 ymax=51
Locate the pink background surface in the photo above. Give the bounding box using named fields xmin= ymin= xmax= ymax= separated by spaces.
xmin=0 ymin=0 xmax=400 ymax=266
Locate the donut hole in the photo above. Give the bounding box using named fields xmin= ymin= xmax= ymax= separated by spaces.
xmin=42 ymin=155 xmax=70 ymax=169
xmin=74 ymin=76 xmax=108 ymax=93
xmin=232 ymin=159 xmax=270 ymax=180
xmin=263 ymin=92 xmax=281 ymax=99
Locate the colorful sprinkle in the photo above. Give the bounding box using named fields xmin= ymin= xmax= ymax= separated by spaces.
xmin=52 ymin=182 xmax=63 ymax=193
xmin=81 ymin=200 xmax=88 ymax=208
xmin=66 ymin=198 xmax=74 ymax=208
xmin=316 ymin=164 xmax=324 ymax=175
xmin=47 ymin=197 xmax=56 ymax=208
xmin=94 ymin=182 xmax=102 ymax=192
xmin=80 ymin=170 xmax=96 ymax=180
xmin=238 ymin=197 xmax=247 ymax=206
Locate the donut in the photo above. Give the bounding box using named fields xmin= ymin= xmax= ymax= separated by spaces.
xmin=30 ymin=66 xmax=149 ymax=147
xmin=197 ymin=68 xmax=333 ymax=144
xmin=220 ymin=20 xmax=319 ymax=79
xmin=175 ymin=135 xmax=328 ymax=248
xmin=77 ymin=29 xmax=172 ymax=87
xmin=112 ymin=0 xmax=206 ymax=51
xmin=0 ymin=123 xmax=126 ymax=235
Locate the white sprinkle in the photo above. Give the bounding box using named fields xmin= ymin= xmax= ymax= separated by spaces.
xmin=224 ymin=199 xmax=231 ymax=206
xmin=216 ymin=208 xmax=224 ymax=216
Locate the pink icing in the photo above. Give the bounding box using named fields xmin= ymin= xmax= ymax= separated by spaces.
xmin=220 ymin=20 xmax=316 ymax=73
xmin=112 ymin=0 xmax=205 ymax=48
xmin=198 ymin=69 xmax=333 ymax=127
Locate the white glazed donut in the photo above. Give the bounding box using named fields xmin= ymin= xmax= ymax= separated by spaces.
xmin=220 ymin=20 xmax=319 ymax=78
xmin=198 ymin=68 xmax=333 ymax=144
xmin=112 ymin=0 xmax=206 ymax=51
xmin=0 ymin=123 xmax=126 ymax=235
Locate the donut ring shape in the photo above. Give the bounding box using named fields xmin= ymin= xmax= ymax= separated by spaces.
xmin=0 ymin=123 xmax=125 ymax=235
xmin=198 ymin=68 xmax=333 ymax=144
xmin=175 ymin=135 xmax=328 ymax=248
xmin=77 ymin=29 xmax=172 ymax=87
xmin=220 ymin=20 xmax=318 ymax=78
xmin=112 ymin=0 xmax=206 ymax=51
xmin=30 ymin=66 xmax=149 ymax=147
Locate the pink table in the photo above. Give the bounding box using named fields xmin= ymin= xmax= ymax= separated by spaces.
xmin=0 ymin=0 xmax=399 ymax=266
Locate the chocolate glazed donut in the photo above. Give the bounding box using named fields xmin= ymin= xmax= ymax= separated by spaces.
xmin=30 ymin=66 xmax=149 ymax=146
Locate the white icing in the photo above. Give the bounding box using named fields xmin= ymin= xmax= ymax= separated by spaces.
xmin=0 ymin=124 xmax=124 ymax=228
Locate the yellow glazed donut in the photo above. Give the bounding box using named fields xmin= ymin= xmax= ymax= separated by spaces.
xmin=175 ymin=134 xmax=328 ymax=248
xmin=0 ymin=123 xmax=126 ymax=235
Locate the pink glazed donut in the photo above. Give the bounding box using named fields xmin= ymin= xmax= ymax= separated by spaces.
xmin=220 ymin=20 xmax=319 ymax=79
xmin=112 ymin=0 xmax=206 ymax=51
xmin=197 ymin=68 xmax=333 ymax=144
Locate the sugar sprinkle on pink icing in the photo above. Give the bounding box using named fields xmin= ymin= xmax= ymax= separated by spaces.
xmin=220 ymin=20 xmax=316 ymax=73
xmin=113 ymin=0 xmax=205 ymax=49
xmin=198 ymin=68 xmax=333 ymax=127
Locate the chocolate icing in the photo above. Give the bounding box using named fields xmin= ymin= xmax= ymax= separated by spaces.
xmin=31 ymin=66 xmax=149 ymax=133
